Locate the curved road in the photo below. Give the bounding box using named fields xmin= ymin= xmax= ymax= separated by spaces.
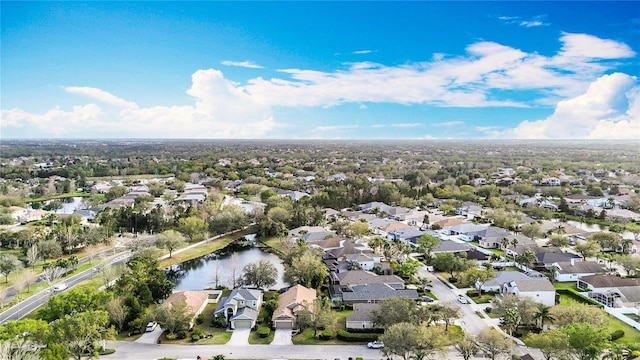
xmin=0 ymin=251 xmax=132 ymax=324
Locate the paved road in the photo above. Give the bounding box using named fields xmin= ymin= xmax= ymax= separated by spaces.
xmin=0 ymin=251 xmax=133 ymax=325
xmin=417 ymin=265 xmax=489 ymax=335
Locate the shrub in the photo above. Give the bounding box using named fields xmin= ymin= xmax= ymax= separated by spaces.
xmin=467 ymin=289 xmax=479 ymax=297
xmin=318 ymin=329 xmax=333 ymax=340
xmin=336 ymin=330 xmax=378 ymax=342
xmin=609 ymin=329 xmax=625 ymax=341
xmin=177 ymin=330 xmax=188 ymax=339
xmin=485 ymin=307 xmax=492 ymax=314
xmin=191 ymin=334 xmax=200 ymax=342
xmin=211 ymin=313 xmax=227 ymax=328
xmin=258 ymin=326 xmax=271 ymax=338
xmin=195 ymin=313 xmax=205 ymax=325
xmin=449 ymin=277 xmax=458 ymax=283
xmin=165 ymin=333 xmax=177 ymax=340
xmin=192 ymin=328 xmax=204 ymax=338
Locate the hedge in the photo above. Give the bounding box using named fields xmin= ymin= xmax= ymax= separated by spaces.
xmin=336 ymin=330 xmax=378 ymax=342
xmin=610 ymin=329 xmax=625 ymax=341
xmin=258 ymin=327 xmax=271 ymax=338
xmin=318 ymin=329 xmax=333 ymax=340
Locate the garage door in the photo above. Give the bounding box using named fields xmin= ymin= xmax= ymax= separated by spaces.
xmin=274 ymin=320 xmax=292 ymax=329
xmin=234 ymin=319 xmax=252 ymax=329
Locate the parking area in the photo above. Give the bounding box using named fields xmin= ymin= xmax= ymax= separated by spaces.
xmin=135 ymin=325 xmax=162 ymax=344
xmin=226 ymin=328 xmax=251 ymax=345
xmin=271 ymin=328 xmax=293 ymax=345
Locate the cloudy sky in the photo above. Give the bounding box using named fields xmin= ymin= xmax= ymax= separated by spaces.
xmin=1 ymin=1 xmax=639 ymax=139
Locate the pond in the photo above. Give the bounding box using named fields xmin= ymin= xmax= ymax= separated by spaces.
xmin=165 ymin=244 xmax=288 ymax=291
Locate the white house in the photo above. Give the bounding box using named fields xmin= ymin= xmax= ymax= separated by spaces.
xmin=500 ymin=279 xmax=556 ymax=306
xmin=553 ymin=259 xmax=606 ymax=282
xmin=214 ymin=288 xmax=263 ymax=329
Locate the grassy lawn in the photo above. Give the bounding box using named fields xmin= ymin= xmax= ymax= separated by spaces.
xmin=466 ymin=290 xmax=495 ymax=304
xmin=25 ymin=191 xmax=91 ymax=202
xmin=292 ymin=308 xmax=354 ymax=345
xmin=158 ymin=227 xmax=257 ymax=268
xmin=469 ymin=241 xmax=505 ymax=257
xmin=607 ymin=315 xmax=640 ymax=345
xmin=86 ymin=174 xmax=175 ymax=181
xmin=553 ymin=282 xmax=578 ymax=291
xmin=248 ymin=327 xmax=274 ymax=344
xmin=258 ymin=235 xmax=287 ymax=255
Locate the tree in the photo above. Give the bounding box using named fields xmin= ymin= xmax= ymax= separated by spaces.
xmin=106 ymin=297 xmax=129 ymax=331
xmin=379 ymin=322 xmax=421 ymax=360
xmin=417 ymin=234 xmax=440 ymax=263
xmin=491 ymin=295 xmax=538 ymax=329
xmin=373 ymin=297 xmax=420 ymax=329
xmin=515 ymin=249 xmax=537 ymax=269
xmin=562 ymin=322 xmax=609 ymax=360
xmin=476 ymin=328 xmax=512 ymax=360
xmin=550 ymin=303 xmax=606 ymax=327
xmin=0 ymin=254 xmax=23 ymax=283
xmin=155 ymin=230 xmax=186 ymax=258
xmin=0 ymin=318 xmax=49 ymax=341
xmin=615 ymin=254 xmax=640 ymax=277
xmin=574 ymin=240 xmax=601 ymax=260
xmin=503 ymin=308 xmax=521 ymax=336
xmin=48 ymin=310 xmax=115 ymax=360
xmin=461 ymin=266 xmax=496 ymax=292
xmin=14 ymin=268 xmax=37 ymax=294
xmin=533 ymin=304 xmax=554 ymax=330
xmin=455 ymin=334 xmax=479 ymax=360
xmin=431 ymin=252 xmax=473 ymax=280
xmin=284 ymin=251 xmax=327 ymax=288
xmin=154 ymin=301 xmax=192 ymax=335
xmin=26 ymin=244 xmax=39 ymax=268
xmin=547 ymin=235 xmax=570 ymax=248
xmin=229 ymin=253 xmax=241 ymax=288
xmin=177 ymin=216 xmax=207 ymax=242
xmin=242 ymin=260 xmax=278 ymax=289
xmin=40 ymin=287 xmax=111 ymax=323
xmin=0 ymin=338 xmax=41 ymax=360
xmin=296 ymin=296 xmax=337 ymax=337
xmin=427 ymin=302 xmax=460 ymax=331
xmin=343 ymin=221 xmax=370 ymax=238
xmin=588 ymin=232 xmax=621 ymax=251
xmin=41 ymin=263 xmax=65 ymax=293
xmin=525 ymin=328 xmax=570 ymax=360
xmin=521 ymin=222 xmax=542 ymax=241
xmin=37 ymin=239 xmax=62 ymax=260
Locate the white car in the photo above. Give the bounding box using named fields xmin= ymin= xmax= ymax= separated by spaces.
xmin=457 ymin=295 xmax=468 ymax=304
xmin=145 ymin=322 xmax=157 ymax=332
xmin=53 ymin=283 xmax=68 ymax=292
xmin=367 ymin=341 xmax=384 ymax=349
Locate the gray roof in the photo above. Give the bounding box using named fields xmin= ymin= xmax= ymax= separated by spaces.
xmin=342 ymin=283 xmax=419 ymax=302
xmin=445 ymin=223 xmax=488 ymax=234
xmin=617 ymin=286 xmax=640 ymax=303
xmin=433 ymin=240 xmax=472 ymax=253
xmin=511 ymin=279 xmax=555 ymax=292
xmin=484 ymin=271 xmax=531 ymax=288
xmin=537 ymin=252 xmax=580 ymax=264
xmin=337 ymin=270 xmax=404 ymax=288
xmin=580 ymin=274 xmax=640 ymax=288
xmin=346 ymin=303 xmax=380 ymax=322
xmin=555 ymin=261 xmax=606 ymax=274
xmin=232 ymin=307 xmax=259 ymax=321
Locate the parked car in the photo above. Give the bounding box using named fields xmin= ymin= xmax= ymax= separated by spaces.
xmin=146 ymin=322 xmax=157 ymax=332
xmin=53 ymin=283 xmax=68 ymax=292
xmin=367 ymin=341 xmax=384 ymax=349
xmin=457 ymin=295 xmax=468 ymax=304
xmin=422 ymin=295 xmax=434 ymax=303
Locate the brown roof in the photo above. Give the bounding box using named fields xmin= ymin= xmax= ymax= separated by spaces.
xmin=555 ymin=261 xmax=606 ymax=274
xmin=380 ymin=222 xmax=414 ymax=232
xmin=272 ymin=285 xmax=316 ymax=322
xmin=580 ymin=274 xmax=640 ymax=289
xmin=346 ymin=303 xmax=380 ymax=322
xmin=164 ymin=291 xmax=209 ymax=315
xmin=434 ymin=218 xmax=468 ymax=228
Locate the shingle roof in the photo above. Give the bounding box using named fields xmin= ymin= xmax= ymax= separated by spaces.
xmin=337 ymin=270 xmax=404 ymax=287
xmin=346 ymin=303 xmax=380 ymax=322
xmin=580 ymin=274 xmax=640 ymax=288
xmin=434 ymin=240 xmax=472 ymax=253
xmin=272 ymin=284 xmax=316 ymax=322
xmin=342 ymin=283 xmax=419 ymax=302
xmin=164 ymin=291 xmax=209 ymax=314
xmin=512 ymin=279 xmax=555 ymax=292
xmin=555 ymin=261 xmax=606 ymax=274
xmin=484 ymin=271 xmax=532 ymax=288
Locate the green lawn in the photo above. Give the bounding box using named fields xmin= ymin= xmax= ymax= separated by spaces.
xmin=25 ymin=191 xmax=91 ymax=202
xmin=469 ymin=241 xmax=505 ymax=257
xmin=607 ymin=315 xmax=640 ymax=345
xmin=258 ymin=235 xmax=287 ymax=255
xmin=553 ymin=282 xmax=578 ymax=291
xmin=292 ymin=308 xmax=355 ymax=345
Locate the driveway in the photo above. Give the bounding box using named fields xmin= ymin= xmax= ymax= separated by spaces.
xmin=135 ymin=326 xmax=162 ymax=344
xmin=271 ymin=328 xmax=292 ymax=345
xmin=227 ymin=328 xmax=251 ymax=345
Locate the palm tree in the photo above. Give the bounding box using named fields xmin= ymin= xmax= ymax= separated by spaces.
xmin=500 ymin=237 xmax=510 ymax=250
xmin=516 ymin=250 xmax=537 ymax=269
xmin=503 ymin=308 xmax=521 ymax=336
xmin=621 ymin=238 xmax=633 ymax=254
xmin=533 ymin=304 xmax=554 ymax=330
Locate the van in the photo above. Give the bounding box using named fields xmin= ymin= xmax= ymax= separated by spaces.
xmin=146 ymin=322 xmax=157 ymax=332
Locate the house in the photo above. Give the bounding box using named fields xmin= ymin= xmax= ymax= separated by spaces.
xmin=476 ymin=226 xmax=516 ymax=249
xmin=214 ymin=288 xmax=263 ymax=329
xmin=163 ymin=291 xmax=209 ymax=328
xmin=480 ymin=271 xmax=534 ymax=292
xmin=271 ymin=285 xmax=316 ymax=329
xmin=344 ymin=253 xmax=378 ymax=271
xmin=577 ymin=274 xmax=640 ymax=308
xmin=8 ymin=206 xmax=27 ymax=221
xmin=393 ymin=209 xmax=429 ymax=227
xmin=541 ymin=177 xmax=561 ymax=186
xmin=346 ymin=303 xmax=380 ymax=330
xmin=17 ymin=209 xmax=51 ymax=223
xmin=432 ymin=240 xmax=473 ymax=255
xmin=341 ymin=283 xmax=419 ymax=305
xmin=329 ymin=270 xmax=405 ymax=301
xmin=472 ymin=178 xmax=487 ymax=187
xmin=553 ymin=259 xmax=606 ymax=282
xmin=387 ymin=228 xmax=426 ymax=246
xmin=443 ymin=223 xmax=488 ymax=241
xmin=455 ymin=202 xmax=485 ymax=220
xmin=500 ymin=278 xmax=556 ymax=306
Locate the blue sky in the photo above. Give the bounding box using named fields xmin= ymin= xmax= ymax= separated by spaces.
xmin=1 ymin=1 xmax=639 ymax=139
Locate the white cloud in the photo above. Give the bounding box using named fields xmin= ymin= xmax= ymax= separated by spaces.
xmin=221 ymin=60 xmax=264 ymax=69
xmin=520 ymin=20 xmax=545 ymax=27
xmin=557 ymin=33 xmax=635 ymax=59
xmin=493 ymin=73 xmax=640 ymax=139
xmin=372 ymin=123 xmax=424 ymax=128
xmin=353 ymin=50 xmax=373 ymax=55
xmin=2 ymin=69 xmax=275 ymax=138
xmin=65 ymin=86 xmax=137 ymax=108
xmin=313 ymin=125 xmax=359 ymax=132
xmin=432 ymin=121 xmax=465 ymax=127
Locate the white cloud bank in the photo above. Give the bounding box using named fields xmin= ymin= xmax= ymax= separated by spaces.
xmin=493 ymin=73 xmax=640 ymax=139
xmin=1 ymin=33 xmax=637 ymax=139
